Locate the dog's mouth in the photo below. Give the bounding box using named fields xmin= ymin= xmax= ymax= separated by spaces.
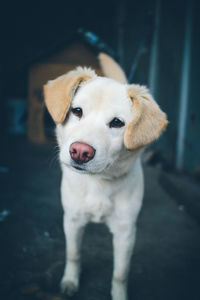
xmin=69 ymin=159 xmax=105 ymax=174
xmin=73 ymin=166 xmax=85 ymax=171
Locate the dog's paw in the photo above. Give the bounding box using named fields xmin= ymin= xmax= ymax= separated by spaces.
xmin=60 ymin=279 xmax=78 ymax=297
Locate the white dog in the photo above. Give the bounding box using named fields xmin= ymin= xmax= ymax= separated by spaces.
xmin=43 ymin=53 xmax=168 ymax=300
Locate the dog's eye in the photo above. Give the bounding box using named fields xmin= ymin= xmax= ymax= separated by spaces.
xmin=109 ymin=118 xmax=125 ymax=128
xmin=71 ymin=107 xmax=83 ymax=118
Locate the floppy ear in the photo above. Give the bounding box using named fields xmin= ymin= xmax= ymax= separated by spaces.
xmin=43 ymin=68 xmax=95 ymax=124
xmin=124 ymin=84 xmax=168 ymax=150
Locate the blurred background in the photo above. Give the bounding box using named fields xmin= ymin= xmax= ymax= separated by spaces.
xmin=0 ymin=0 xmax=200 ymax=299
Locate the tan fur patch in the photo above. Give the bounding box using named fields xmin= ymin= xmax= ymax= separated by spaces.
xmin=124 ymin=85 xmax=168 ymax=150
xmin=43 ymin=68 xmax=95 ymax=124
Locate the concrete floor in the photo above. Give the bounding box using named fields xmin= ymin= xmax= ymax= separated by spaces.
xmin=0 ymin=136 xmax=200 ymax=300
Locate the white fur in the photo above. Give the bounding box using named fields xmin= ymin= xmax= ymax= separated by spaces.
xmin=57 ymin=76 xmax=145 ymax=300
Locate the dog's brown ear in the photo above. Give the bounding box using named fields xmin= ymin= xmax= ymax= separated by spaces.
xmin=124 ymin=85 xmax=168 ymax=150
xmin=43 ymin=68 xmax=95 ymax=124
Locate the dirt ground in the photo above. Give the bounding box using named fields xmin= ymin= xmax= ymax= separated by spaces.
xmin=0 ymin=136 xmax=200 ymax=300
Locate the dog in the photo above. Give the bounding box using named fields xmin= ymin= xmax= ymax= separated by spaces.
xmin=43 ymin=53 xmax=168 ymax=300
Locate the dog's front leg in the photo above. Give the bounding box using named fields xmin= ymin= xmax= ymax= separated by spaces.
xmin=61 ymin=216 xmax=85 ymax=296
xmin=111 ymin=226 xmax=136 ymax=300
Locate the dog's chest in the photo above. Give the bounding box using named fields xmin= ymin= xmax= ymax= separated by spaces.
xmin=62 ymin=172 xmax=115 ymax=223
xmin=83 ymin=192 xmax=113 ymax=223
xmin=75 ymin=186 xmax=113 ymax=223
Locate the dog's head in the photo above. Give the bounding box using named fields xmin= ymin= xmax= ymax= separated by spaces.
xmin=44 ymin=64 xmax=167 ymax=175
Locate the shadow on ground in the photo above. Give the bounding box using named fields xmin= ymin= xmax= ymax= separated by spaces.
xmin=0 ymin=136 xmax=200 ymax=300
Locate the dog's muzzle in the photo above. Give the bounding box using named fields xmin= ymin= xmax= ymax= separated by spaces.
xmin=69 ymin=142 xmax=96 ymax=165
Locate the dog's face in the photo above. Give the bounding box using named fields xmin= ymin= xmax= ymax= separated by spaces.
xmin=44 ymin=67 xmax=168 ymax=175
xmin=56 ymin=77 xmax=133 ymax=173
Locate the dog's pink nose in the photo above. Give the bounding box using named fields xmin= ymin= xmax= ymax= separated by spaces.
xmin=69 ymin=142 xmax=96 ymax=164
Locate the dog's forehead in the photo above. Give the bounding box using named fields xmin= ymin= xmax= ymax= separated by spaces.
xmin=73 ymin=77 xmax=131 ymax=109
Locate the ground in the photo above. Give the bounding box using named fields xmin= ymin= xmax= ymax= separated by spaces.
xmin=0 ymin=136 xmax=200 ymax=300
